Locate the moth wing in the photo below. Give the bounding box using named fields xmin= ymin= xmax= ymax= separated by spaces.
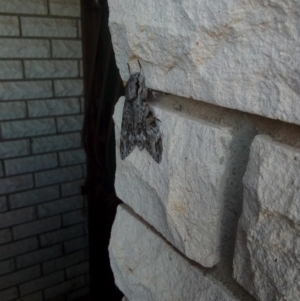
xmin=133 ymin=96 xmax=147 ymax=151
xmin=120 ymin=100 xmax=136 ymax=160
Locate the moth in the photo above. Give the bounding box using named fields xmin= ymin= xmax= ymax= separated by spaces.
xmin=120 ymin=62 xmax=162 ymax=163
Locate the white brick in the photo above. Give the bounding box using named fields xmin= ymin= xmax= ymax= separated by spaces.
xmin=0 ymin=101 xmax=26 ymax=121
xmin=13 ymin=216 xmax=61 ymax=240
xmin=35 ymin=165 xmax=83 ymax=187
xmin=10 ymin=185 xmax=60 ymax=209
xmin=54 ymin=79 xmax=83 ymax=97
xmin=0 ymin=287 xmax=18 ymax=301
xmin=59 ymin=149 xmax=86 ymax=166
xmin=45 ymin=275 xmax=85 ymax=300
xmin=0 ymin=174 xmax=33 ymax=195
xmin=1 ymin=118 xmax=56 ymax=139
xmin=0 ymin=196 xmax=7 ymax=212
xmin=38 ymin=195 xmax=83 ymax=218
xmin=66 ymin=261 xmax=89 ymax=279
xmin=0 ymin=228 xmax=12 ymax=245
xmin=67 ymin=286 xmax=89 ymax=301
xmin=28 ymin=98 xmax=80 ymax=117
xmin=25 ymin=60 xmax=78 ymax=79
xmin=14 ymin=291 xmax=43 ymax=301
xmin=0 ymin=39 xmax=50 ymax=58
xmin=0 ymin=139 xmax=30 ymax=159
xmin=5 ymin=153 xmax=58 ymax=176
xmin=0 ymin=265 xmax=40 ymax=290
xmin=43 ymin=250 xmax=87 ymax=275
xmin=20 ymin=271 xmax=64 ymax=296
xmin=63 ymin=209 xmax=87 ymax=227
xmin=0 ymin=16 xmax=19 ymax=36
xmin=32 ymin=133 xmax=81 ymax=154
xmin=0 ymin=0 xmax=47 ymax=15
xmin=49 ymin=0 xmax=80 ymax=17
xmin=61 ymin=179 xmax=84 ymax=197
xmin=57 ymin=115 xmax=84 ymax=133
xmin=52 ymin=40 xmax=82 ymax=58
xmin=0 ymin=80 xmax=52 ymax=101
xmin=0 ymin=61 xmax=23 ymax=80
xmin=0 ymin=207 xmax=36 ymax=229
xmin=0 ymin=237 xmax=39 ymax=260
xmin=40 ymin=224 xmax=85 ymax=247
xmin=21 ymin=17 xmax=77 ymax=38
xmin=0 ymin=258 xmax=15 ymax=276
xmin=64 ymin=236 xmax=88 ymax=254
xmin=16 ymin=244 xmax=63 ymax=269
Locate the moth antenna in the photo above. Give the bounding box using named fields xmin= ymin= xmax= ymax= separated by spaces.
xmin=138 ymin=60 xmax=142 ymax=75
xmin=127 ymin=63 xmax=131 ymax=75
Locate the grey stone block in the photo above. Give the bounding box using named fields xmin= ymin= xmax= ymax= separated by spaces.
xmin=38 ymin=195 xmax=84 ymax=218
xmin=0 ymin=139 xmax=30 ymax=159
xmin=13 ymin=215 xmax=61 ymax=240
xmin=0 ymin=265 xmax=40 ymax=290
xmin=25 ymin=60 xmax=78 ymax=79
xmin=0 ymin=258 xmax=15 ymax=276
xmin=0 ymin=237 xmax=39 ymax=260
xmin=54 ymin=79 xmax=83 ymax=97
xmin=62 ymin=209 xmax=87 ymax=227
xmin=40 ymin=224 xmax=85 ymax=247
xmin=0 ymin=196 xmax=7 ymax=212
xmin=0 ymin=80 xmax=52 ymax=101
xmin=49 ymin=0 xmax=80 ymax=17
xmin=32 ymin=133 xmax=81 ymax=154
xmin=0 ymin=228 xmax=12 ymax=245
xmin=52 ymin=40 xmax=82 ymax=58
xmin=1 ymin=118 xmax=56 ymax=139
xmin=45 ymin=275 xmax=85 ymax=300
xmin=0 ymin=39 xmax=50 ymax=58
xmin=21 ymin=17 xmax=77 ymax=38
xmin=67 ymin=286 xmax=89 ymax=301
xmin=35 ymin=165 xmax=83 ymax=187
xmin=0 ymin=287 xmax=18 ymax=301
xmin=0 ymin=0 xmax=47 ymax=14
xmin=0 ymin=101 xmax=26 ymax=121
xmin=64 ymin=236 xmax=88 ymax=254
xmin=16 ymin=244 xmax=63 ymax=269
xmin=13 ymin=291 xmax=43 ymax=301
xmin=56 ymin=115 xmax=84 ymax=133
xmin=61 ymin=179 xmax=84 ymax=197
xmin=0 ymin=206 xmax=36 ymax=229
xmin=0 ymin=16 xmax=19 ymax=36
xmin=28 ymin=98 xmax=80 ymax=117
xmin=0 ymin=61 xmax=23 ymax=80
xmin=78 ymin=20 xmax=82 ymax=38
xmin=0 ymin=174 xmax=34 ymax=195
xmin=10 ymin=185 xmax=60 ymax=209
xmin=66 ymin=261 xmax=89 ymax=279
xmin=20 ymin=271 xmax=64 ymax=296
xmin=5 ymin=153 xmax=58 ymax=176
xmin=59 ymin=149 xmax=86 ymax=166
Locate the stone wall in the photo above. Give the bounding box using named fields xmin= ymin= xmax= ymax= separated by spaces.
xmin=108 ymin=0 xmax=300 ymax=300
xmin=0 ymin=1 xmax=89 ymax=301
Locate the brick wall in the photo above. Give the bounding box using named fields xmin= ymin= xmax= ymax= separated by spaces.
xmin=0 ymin=1 xmax=89 ymax=300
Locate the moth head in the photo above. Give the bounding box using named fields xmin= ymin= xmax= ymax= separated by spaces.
xmin=125 ymin=73 xmax=140 ymax=101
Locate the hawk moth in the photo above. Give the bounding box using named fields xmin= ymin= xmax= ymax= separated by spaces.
xmin=120 ymin=62 xmax=162 ymax=163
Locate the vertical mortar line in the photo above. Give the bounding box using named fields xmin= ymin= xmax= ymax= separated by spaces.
xmin=18 ymin=15 xmax=22 ymax=37
xmin=21 ymin=60 xmax=26 ymax=81
xmin=47 ymin=0 xmax=51 ymax=16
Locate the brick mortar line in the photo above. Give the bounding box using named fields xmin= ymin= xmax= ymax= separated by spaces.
xmin=0 ymin=76 xmax=83 ymax=83
xmin=0 ymin=96 xmax=83 ymax=103
xmin=0 ymin=58 xmax=83 ymax=61
xmin=0 ymin=13 xmax=81 ymax=21
xmin=0 ymin=36 xmax=82 ymax=40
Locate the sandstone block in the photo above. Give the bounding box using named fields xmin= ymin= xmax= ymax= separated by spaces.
xmin=233 ymin=135 xmax=300 ymax=301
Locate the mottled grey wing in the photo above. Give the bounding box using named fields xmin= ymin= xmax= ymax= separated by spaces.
xmin=120 ymin=100 xmax=136 ymax=160
xmin=133 ymin=95 xmax=147 ymax=151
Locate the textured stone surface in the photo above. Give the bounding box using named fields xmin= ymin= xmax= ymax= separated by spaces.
xmin=0 ymin=139 xmax=30 ymax=159
xmin=0 ymin=229 xmax=12 ymax=245
xmin=0 ymin=174 xmax=34 ymax=195
xmin=52 ymin=40 xmax=82 ymax=58
xmin=21 ymin=17 xmax=77 ymax=38
xmin=0 ymin=80 xmax=52 ymax=101
xmin=114 ymin=97 xmax=233 ymax=267
xmin=54 ymin=79 xmax=84 ymax=97
xmin=66 ymin=261 xmax=89 ymax=279
xmin=1 ymin=118 xmax=56 ymax=139
xmin=0 ymin=101 xmax=26 ymax=121
xmin=57 ymin=115 xmax=84 ymax=133
xmin=25 ymin=60 xmax=78 ymax=79
xmin=0 ymin=16 xmax=19 ymax=36
xmin=15 ymin=292 xmax=43 ymax=301
xmin=109 ymin=0 xmax=300 ymax=126
xmin=110 ymin=205 xmax=241 ymax=301
xmin=0 ymin=39 xmax=50 ymax=58
xmin=61 ymin=179 xmax=85 ymax=197
xmin=0 ymin=207 xmax=36 ymax=229
xmin=59 ymin=149 xmax=86 ymax=166
xmin=233 ymin=135 xmax=300 ymax=301
xmin=63 ymin=209 xmax=87 ymax=226
xmin=0 ymin=196 xmax=7 ymax=212
xmin=0 ymin=162 xmax=3 ymax=178
xmin=64 ymin=236 xmax=88 ymax=253
xmin=49 ymin=0 xmax=81 ymax=17
xmin=0 ymin=0 xmax=47 ymax=14
xmin=0 ymin=259 xmax=15 ymax=276
xmin=0 ymin=287 xmax=18 ymax=301
xmin=0 ymin=61 xmax=23 ymax=80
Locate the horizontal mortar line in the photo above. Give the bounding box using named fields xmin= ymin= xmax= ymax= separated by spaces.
xmin=0 ymin=95 xmax=82 ymax=103
xmin=0 ymin=113 xmax=83 ymax=123
xmin=37 ymin=207 xmax=87 ymax=222
xmin=0 ymin=58 xmax=83 ymax=61
xmin=0 ymin=36 xmax=82 ymax=41
xmin=0 ymin=12 xmax=81 ymax=20
xmin=0 ymin=76 xmax=83 ymax=82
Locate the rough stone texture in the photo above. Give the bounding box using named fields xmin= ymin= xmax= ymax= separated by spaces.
xmin=21 ymin=17 xmax=77 ymax=38
xmin=0 ymin=229 xmax=12 ymax=245
xmin=62 ymin=209 xmax=87 ymax=226
xmin=0 ymin=196 xmax=7 ymax=212
xmin=52 ymin=40 xmax=82 ymax=58
xmin=0 ymin=207 xmax=36 ymax=229
xmin=109 ymin=205 xmax=241 ymax=301
xmin=25 ymin=60 xmax=78 ymax=79
xmin=0 ymin=287 xmax=18 ymax=301
xmin=61 ymin=179 xmax=85 ymax=197
xmin=108 ymin=0 xmax=300 ymax=126
xmin=0 ymin=16 xmax=19 ymax=36
xmin=0 ymin=174 xmax=34 ymax=195
xmin=49 ymin=0 xmax=81 ymax=17
xmin=0 ymin=61 xmax=23 ymax=80
xmin=114 ymin=97 xmax=233 ymax=267
xmin=0 ymin=39 xmax=50 ymax=58
xmin=0 ymin=0 xmax=47 ymax=14
xmin=0 ymin=80 xmax=53 ymax=101
xmin=233 ymin=135 xmax=300 ymax=301
xmin=0 ymin=259 xmax=15 ymax=276
xmin=59 ymin=149 xmax=86 ymax=166
xmin=54 ymin=79 xmax=84 ymax=97
xmin=57 ymin=115 xmax=84 ymax=133
xmin=0 ymin=140 xmax=30 ymax=159
xmin=0 ymin=101 xmax=26 ymax=121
